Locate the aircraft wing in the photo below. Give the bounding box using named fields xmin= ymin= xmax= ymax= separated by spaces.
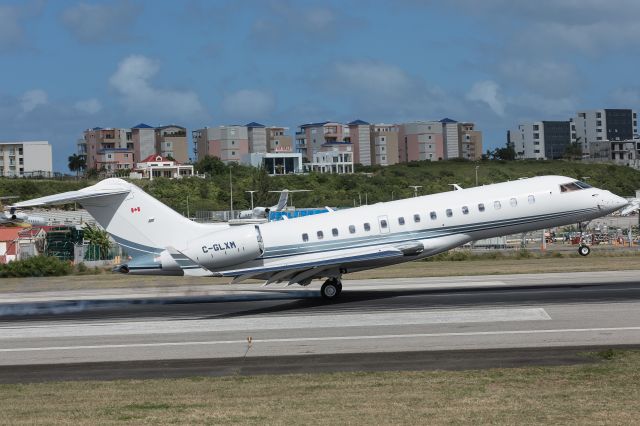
xmin=222 ymin=242 xmax=419 ymax=284
xmin=619 ymin=199 xmax=639 ymax=216
xmin=12 ymin=187 xmax=130 ymax=208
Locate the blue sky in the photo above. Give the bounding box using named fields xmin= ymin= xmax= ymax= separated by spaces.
xmin=2 ymin=0 xmax=640 ymax=171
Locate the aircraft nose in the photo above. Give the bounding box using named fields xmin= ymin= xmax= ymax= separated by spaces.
xmin=599 ymin=192 xmax=628 ymax=211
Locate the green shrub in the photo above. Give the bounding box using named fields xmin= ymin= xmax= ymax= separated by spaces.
xmin=0 ymin=256 xmax=73 ymax=278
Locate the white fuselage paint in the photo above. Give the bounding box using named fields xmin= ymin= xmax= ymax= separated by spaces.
xmin=189 ymin=175 xmax=626 ymax=278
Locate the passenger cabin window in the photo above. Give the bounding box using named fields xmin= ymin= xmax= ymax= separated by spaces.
xmin=349 ymin=225 xmax=356 ymax=234
xmin=510 ymin=198 xmax=517 ymax=207
xmin=528 ymin=195 xmax=535 ymax=204
xmin=446 ymin=209 xmax=453 ymax=217
xmin=317 ymin=230 xmax=324 ymax=240
xmin=364 ymin=223 xmax=371 ymax=231
xmin=332 ymin=228 xmax=339 ymax=237
xmin=430 ymin=211 xmax=437 ymax=220
xmin=398 ymin=217 xmax=405 ymax=225
xmin=462 ymin=206 xmax=469 ymax=215
xmin=478 ymin=203 xmax=485 ymax=212
xmin=302 ymin=233 xmax=309 ymax=242
xmin=380 ymin=219 xmax=388 ymax=229
xmin=414 ymin=214 xmax=421 ymax=223
xmin=494 ymin=201 xmax=501 ymax=210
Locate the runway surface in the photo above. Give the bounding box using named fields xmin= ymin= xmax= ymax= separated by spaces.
xmin=1 ymin=270 xmax=640 ymax=382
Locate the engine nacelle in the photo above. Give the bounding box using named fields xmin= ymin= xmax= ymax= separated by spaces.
xmin=183 ymin=225 xmax=263 ymax=270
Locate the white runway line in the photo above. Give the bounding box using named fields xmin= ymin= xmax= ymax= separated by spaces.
xmin=0 ymin=308 xmax=550 ymax=339
xmin=2 ymin=326 xmax=640 ymax=353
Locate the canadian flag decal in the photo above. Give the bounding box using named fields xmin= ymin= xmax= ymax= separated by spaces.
xmin=131 ymin=207 xmax=141 ymax=213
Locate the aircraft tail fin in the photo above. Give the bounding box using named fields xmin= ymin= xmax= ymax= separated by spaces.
xmin=14 ymin=178 xmax=224 ymax=255
xmin=272 ymin=190 xmax=289 ymax=211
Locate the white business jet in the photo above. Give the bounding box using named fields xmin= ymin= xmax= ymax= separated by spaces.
xmin=237 ymin=189 xmax=311 ymax=220
xmin=0 ymin=196 xmax=46 ymax=228
xmin=13 ymin=176 xmax=627 ymax=299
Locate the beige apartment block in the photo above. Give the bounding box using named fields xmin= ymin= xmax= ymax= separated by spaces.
xmin=247 ymin=122 xmax=267 ymax=154
xmin=460 ymin=122 xmax=483 ymax=160
xmin=370 ymin=124 xmax=399 ymax=166
xmin=155 ymin=125 xmax=188 ymax=163
xmin=0 ymin=141 xmax=52 ymax=177
xmin=266 ymin=126 xmax=293 ymax=153
xmin=192 ymin=126 xmax=249 ymax=164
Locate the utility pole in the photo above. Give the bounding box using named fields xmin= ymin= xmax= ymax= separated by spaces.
xmin=475 ymin=165 xmax=480 ymax=186
xmin=229 ymin=169 xmax=233 ymax=215
xmin=186 ymin=195 xmax=190 ymax=219
xmin=245 ymin=190 xmax=257 ymax=210
xmin=409 ymin=185 xmax=422 ymax=197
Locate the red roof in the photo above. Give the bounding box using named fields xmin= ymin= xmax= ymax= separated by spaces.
xmin=0 ymin=228 xmax=21 ymax=242
xmin=139 ymin=154 xmax=180 ymax=164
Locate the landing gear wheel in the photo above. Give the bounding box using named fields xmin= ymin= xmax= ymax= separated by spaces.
xmin=321 ymin=279 xmax=342 ymax=300
xmin=578 ymin=245 xmax=591 ymax=256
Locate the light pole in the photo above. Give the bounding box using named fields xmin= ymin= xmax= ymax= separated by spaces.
xmin=186 ymin=195 xmax=190 ymax=219
xmin=475 ymin=165 xmax=480 ymax=186
xmin=409 ymin=185 xmax=422 ymax=197
xmin=245 ymin=190 xmax=257 ymax=210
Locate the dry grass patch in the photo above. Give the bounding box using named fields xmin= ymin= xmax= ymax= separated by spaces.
xmin=1 ymin=351 xmax=640 ymax=424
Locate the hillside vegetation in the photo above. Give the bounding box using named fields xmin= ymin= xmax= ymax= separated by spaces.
xmin=1 ymin=159 xmax=640 ymax=213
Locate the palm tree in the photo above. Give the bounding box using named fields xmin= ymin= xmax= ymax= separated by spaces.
xmin=68 ymin=154 xmax=86 ymax=178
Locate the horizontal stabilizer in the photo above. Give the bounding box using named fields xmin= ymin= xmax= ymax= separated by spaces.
xmin=12 ymin=186 xmax=130 ymax=208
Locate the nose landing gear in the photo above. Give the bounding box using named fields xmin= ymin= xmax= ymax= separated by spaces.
xmin=320 ymin=277 xmax=342 ymax=300
xmin=577 ymin=221 xmax=591 ymax=256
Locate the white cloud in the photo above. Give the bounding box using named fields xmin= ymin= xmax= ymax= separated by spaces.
xmin=222 ymin=89 xmax=275 ymax=119
xmin=109 ymin=55 xmax=206 ymax=120
xmin=466 ymin=81 xmax=505 ymax=116
xmin=0 ymin=1 xmax=43 ymax=51
xmin=61 ymin=0 xmax=140 ymax=43
xmin=333 ymin=61 xmax=413 ymax=98
xmin=74 ymin=98 xmax=102 ymax=114
xmin=20 ymin=89 xmax=48 ymax=113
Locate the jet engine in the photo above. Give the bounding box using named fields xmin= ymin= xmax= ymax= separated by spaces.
xmin=183 ymin=225 xmax=264 ymax=270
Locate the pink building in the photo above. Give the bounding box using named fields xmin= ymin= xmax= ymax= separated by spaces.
xmin=397 ymin=121 xmax=445 ymax=162
xmin=295 ymin=121 xmax=348 ymax=162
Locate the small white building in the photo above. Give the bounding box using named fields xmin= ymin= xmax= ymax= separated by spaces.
xmin=0 ymin=141 xmax=52 ymax=177
xmin=306 ymin=142 xmax=354 ymax=174
xmin=242 ymin=152 xmax=303 ymax=175
xmin=131 ymin=154 xmax=194 ymax=180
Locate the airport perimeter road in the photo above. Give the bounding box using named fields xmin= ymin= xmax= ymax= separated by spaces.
xmin=1 ymin=270 xmax=640 ymax=378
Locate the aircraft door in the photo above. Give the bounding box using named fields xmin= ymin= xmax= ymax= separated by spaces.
xmin=378 ymin=215 xmax=390 ymax=234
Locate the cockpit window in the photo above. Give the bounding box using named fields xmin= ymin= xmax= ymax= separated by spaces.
xmin=575 ymin=181 xmax=592 ymax=189
xmin=560 ymin=182 xmax=582 ymax=192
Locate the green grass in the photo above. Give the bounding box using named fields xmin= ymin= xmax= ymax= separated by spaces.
xmin=2 ymin=350 xmax=640 ymax=424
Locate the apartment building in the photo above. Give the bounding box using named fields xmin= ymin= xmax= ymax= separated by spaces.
xmin=192 ymin=125 xmax=249 ymax=164
xmin=246 ymin=122 xmax=267 ymax=154
xmin=508 ymin=121 xmax=572 ymax=160
xmin=347 ymin=120 xmax=372 ymax=166
xmin=155 ymin=125 xmax=188 ymax=163
xmin=79 ymin=123 xmax=188 ymax=173
xmin=572 ymin=109 xmax=638 ymax=155
xmin=397 ymin=121 xmax=444 ymax=162
xmin=266 ymin=126 xmax=293 ymax=153
xmin=295 ymin=121 xmax=349 ymax=162
xmin=370 ymin=124 xmax=399 ymax=166
xmin=459 ymin=122 xmax=483 ymax=160
xmin=0 ymin=141 xmax=52 ymax=177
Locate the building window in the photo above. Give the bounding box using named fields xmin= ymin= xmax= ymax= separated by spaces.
xmin=349 ymin=225 xmax=356 ymax=234
xmin=528 ymin=195 xmax=535 ymax=204
xmin=232 ymin=151 xmax=236 ymax=155
xmin=302 ymin=233 xmax=309 ymax=242
xmin=462 ymin=206 xmax=469 ymax=214
xmin=510 ymin=198 xmax=517 ymax=207
xmin=317 ymin=231 xmax=324 ymax=240
xmin=414 ymin=214 xmax=420 ymax=223
xmin=364 ymin=222 xmax=371 ymax=231
xmin=446 ymin=209 xmax=453 ymax=217
xmin=430 ymin=211 xmax=437 ymax=220
xmin=494 ymin=201 xmax=501 ymax=210
xmin=478 ymin=203 xmax=485 ymax=212
xmin=398 ymin=217 xmax=405 ymax=225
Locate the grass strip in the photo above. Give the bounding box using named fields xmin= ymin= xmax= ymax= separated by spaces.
xmin=0 ymin=350 xmax=639 ymax=424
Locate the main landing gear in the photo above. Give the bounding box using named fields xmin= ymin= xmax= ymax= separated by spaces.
xmin=577 ymin=221 xmax=591 ymax=256
xmin=320 ymin=278 xmax=342 ymax=300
